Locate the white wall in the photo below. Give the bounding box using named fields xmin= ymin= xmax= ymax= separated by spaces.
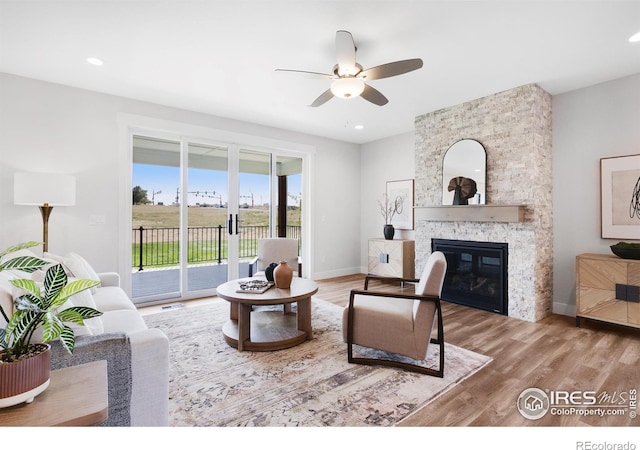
xmin=552 ymin=73 xmax=640 ymax=316
xmin=359 ymin=132 xmax=415 ymax=273
xmin=5 ymin=71 xmax=638 ymax=313
xmin=0 ymin=73 xmax=361 ymax=287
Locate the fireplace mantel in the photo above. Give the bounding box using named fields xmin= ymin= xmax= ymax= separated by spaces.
xmin=414 ymin=205 xmax=525 ymax=223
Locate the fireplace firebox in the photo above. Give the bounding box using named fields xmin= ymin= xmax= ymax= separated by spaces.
xmin=431 ymin=239 xmax=508 ymax=315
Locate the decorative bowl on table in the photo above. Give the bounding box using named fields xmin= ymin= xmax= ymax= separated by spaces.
xmin=610 ymin=242 xmax=640 ymax=260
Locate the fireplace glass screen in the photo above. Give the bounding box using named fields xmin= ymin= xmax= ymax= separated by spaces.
xmin=431 ymin=239 xmax=508 ymax=315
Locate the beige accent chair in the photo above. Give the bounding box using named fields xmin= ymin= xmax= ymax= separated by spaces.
xmin=248 ymin=238 xmax=301 ymax=278
xmin=342 ymin=251 xmax=447 ymax=377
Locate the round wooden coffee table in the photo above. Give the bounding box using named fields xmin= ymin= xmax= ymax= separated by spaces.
xmin=217 ymin=277 xmax=318 ymax=351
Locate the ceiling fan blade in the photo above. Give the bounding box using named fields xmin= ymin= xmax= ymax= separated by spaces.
xmin=359 ymin=58 xmax=423 ymax=81
xmin=275 ymin=69 xmax=334 ymax=79
xmin=360 ymin=84 xmax=388 ymax=106
xmin=310 ymin=89 xmax=334 ymax=107
xmin=335 ymin=30 xmax=357 ymax=75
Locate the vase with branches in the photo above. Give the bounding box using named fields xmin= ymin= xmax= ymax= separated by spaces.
xmin=378 ymin=193 xmax=401 ymax=240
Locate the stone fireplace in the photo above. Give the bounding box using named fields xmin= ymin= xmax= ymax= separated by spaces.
xmin=414 ymin=84 xmax=552 ymax=322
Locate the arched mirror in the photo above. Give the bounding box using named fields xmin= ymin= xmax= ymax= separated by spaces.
xmin=442 ymin=139 xmax=486 ymax=205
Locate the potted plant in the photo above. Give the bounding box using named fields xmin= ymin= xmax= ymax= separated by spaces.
xmin=0 ymin=241 xmax=102 ymax=408
xmin=378 ymin=193 xmax=401 ymax=240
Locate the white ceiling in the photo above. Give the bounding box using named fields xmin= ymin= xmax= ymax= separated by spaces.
xmin=1 ymin=1 xmax=639 ymax=144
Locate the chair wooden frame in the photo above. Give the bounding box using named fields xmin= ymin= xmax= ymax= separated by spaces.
xmin=346 ymin=275 xmax=445 ymax=378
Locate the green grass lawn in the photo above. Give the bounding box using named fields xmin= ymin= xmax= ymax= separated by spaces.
xmin=132 ymin=204 xmax=300 ymax=228
xmin=132 ymin=205 xmax=301 ymax=269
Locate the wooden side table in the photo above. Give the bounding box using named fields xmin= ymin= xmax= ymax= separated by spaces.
xmin=368 ymin=238 xmax=415 ymax=278
xmin=0 ymin=360 xmax=108 ymax=426
xmin=576 ymin=253 xmax=640 ymax=329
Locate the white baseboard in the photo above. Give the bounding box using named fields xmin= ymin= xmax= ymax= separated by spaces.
xmin=313 ymin=267 xmax=362 ymax=280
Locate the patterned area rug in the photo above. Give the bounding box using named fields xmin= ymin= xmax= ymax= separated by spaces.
xmin=143 ymin=298 xmax=492 ymax=426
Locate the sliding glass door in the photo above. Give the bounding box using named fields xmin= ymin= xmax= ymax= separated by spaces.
xmin=131 ymin=136 xmax=182 ymax=299
xmin=186 ymin=142 xmax=231 ymax=294
xmin=130 ymin=134 xmax=302 ymax=305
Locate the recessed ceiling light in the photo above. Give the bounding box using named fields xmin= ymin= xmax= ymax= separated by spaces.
xmin=86 ymin=57 xmax=104 ymax=66
xmin=629 ymin=31 xmax=640 ymax=43
xmin=354 ymin=125 xmax=364 ymax=130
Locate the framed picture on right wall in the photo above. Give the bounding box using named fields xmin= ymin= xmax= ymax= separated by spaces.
xmin=601 ymin=154 xmax=640 ymax=239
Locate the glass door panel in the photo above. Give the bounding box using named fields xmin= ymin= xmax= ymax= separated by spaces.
xmin=238 ymin=149 xmax=271 ymax=277
xmin=131 ymin=135 xmax=181 ymax=302
xmin=276 ymin=155 xmax=303 ymax=274
xmin=187 ymin=142 xmax=229 ymax=294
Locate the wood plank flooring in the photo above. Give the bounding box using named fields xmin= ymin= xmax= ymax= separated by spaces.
xmin=314 ymin=274 xmax=640 ymax=427
xmin=142 ymin=273 xmax=639 ymax=428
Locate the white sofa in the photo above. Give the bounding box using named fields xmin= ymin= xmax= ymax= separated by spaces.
xmin=0 ymin=251 xmax=169 ymax=427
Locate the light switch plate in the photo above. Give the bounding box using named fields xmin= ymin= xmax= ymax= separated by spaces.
xmin=89 ymin=214 xmax=106 ymax=225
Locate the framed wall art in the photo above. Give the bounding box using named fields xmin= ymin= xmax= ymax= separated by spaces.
xmin=601 ymin=154 xmax=640 ymax=239
xmin=387 ymin=179 xmax=414 ymax=230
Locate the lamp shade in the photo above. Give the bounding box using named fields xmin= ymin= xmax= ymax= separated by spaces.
xmin=14 ymin=172 xmax=76 ymax=206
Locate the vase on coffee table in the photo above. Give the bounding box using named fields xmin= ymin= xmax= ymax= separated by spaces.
xmin=274 ymin=260 xmax=293 ymax=288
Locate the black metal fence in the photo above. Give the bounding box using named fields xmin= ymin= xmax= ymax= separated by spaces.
xmin=132 ymin=225 xmax=301 ymax=270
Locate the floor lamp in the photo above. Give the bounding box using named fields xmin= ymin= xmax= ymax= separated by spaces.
xmin=14 ymin=172 xmax=76 ymax=253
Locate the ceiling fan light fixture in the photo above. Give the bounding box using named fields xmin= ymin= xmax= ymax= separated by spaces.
xmin=330 ymin=77 xmax=365 ymax=99
xmin=278 ymin=31 xmax=421 ymax=107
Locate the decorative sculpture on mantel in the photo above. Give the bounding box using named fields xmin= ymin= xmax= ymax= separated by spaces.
xmin=448 ymin=176 xmax=477 ymax=205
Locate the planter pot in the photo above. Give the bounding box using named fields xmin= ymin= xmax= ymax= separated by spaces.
xmin=0 ymin=343 xmax=51 ymax=408
xmin=383 ymin=224 xmax=395 ymax=240
xmin=274 ymin=260 xmax=293 ymax=289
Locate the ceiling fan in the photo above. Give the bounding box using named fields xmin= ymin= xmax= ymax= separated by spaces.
xmin=276 ymin=30 xmax=423 ymax=107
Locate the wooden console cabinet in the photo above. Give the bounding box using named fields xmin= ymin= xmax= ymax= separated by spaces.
xmin=576 ymin=253 xmax=640 ymax=329
xmin=368 ymin=239 xmax=415 ymax=278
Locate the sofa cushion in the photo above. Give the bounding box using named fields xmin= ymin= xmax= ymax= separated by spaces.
xmin=30 ymin=260 xmax=72 ymax=287
xmin=98 ymin=272 xmax=120 ymax=288
xmin=63 ymin=252 xmax=101 ymax=293
xmin=64 ymin=286 xmax=104 ymax=335
xmin=43 ymin=251 xmax=65 ymax=264
xmin=39 ymin=252 xmax=73 ymax=276
xmin=100 ymin=310 xmax=149 ymax=334
xmin=64 ymin=279 xmax=97 ymax=308
xmin=93 ymin=286 xmax=137 ymax=312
